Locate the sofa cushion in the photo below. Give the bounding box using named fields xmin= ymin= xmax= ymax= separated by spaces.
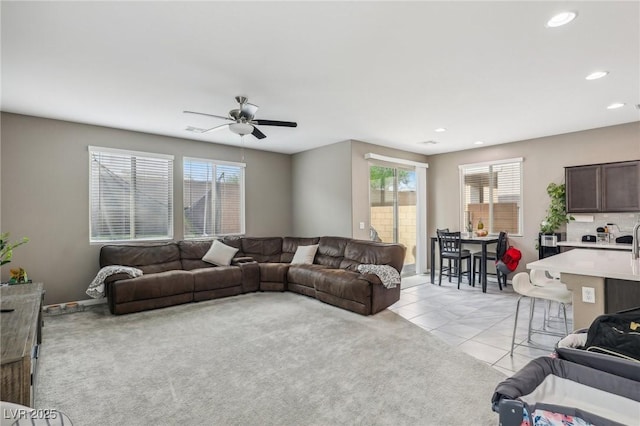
xmin=178 ymin=240 xmax=214 ymax=270
xmin=259 ymin=263 xmax=290 ymax=284
xmin=287 ymin=264 xmax=330 ymax=289
xmin=191 ymin=266 xmax=242 ymax=292
xmin=100 ymin=243 xmax=183 ymax=274
xmin=221 ymin=236 xmax=244 ymax=255
xmin=291 ymin=244 xmax=319 ymax=264
xmin=110 ymin=270 xmax=194 ymax=304
xmin=281 ymin=237 xmax=320 ymax=263
xmin=202 ymin=240 xmax=239 ymax=266
xmin=314 ymin=269 xmax=372 ymax=305
xmin=316 ymin=236 xmax=350 ymax=268
xmin=241 ymin=237 xmax=283 ymax=262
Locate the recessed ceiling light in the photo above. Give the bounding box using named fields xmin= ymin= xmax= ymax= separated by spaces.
xmin=474 ymin=141 xmax=484 ymax=145
xmin=546 ymin=11 xmax=577 ymax=28
xmin=585 ymin=71 xmax=609 ymax=80
xmin=434 ymin=127 xmax=447 ymax=133
xmin=606 ymin=102 xmax=625 ymax=109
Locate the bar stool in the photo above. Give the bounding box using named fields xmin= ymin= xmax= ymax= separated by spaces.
xmin=510 ymin=272 xmax=572 ymax=356
xmin=530 ymin=269 xmax=570 ymax=329
xmin=530 ymin=269 xmax=566 ymax=289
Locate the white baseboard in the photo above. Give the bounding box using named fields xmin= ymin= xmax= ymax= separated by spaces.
xmin=44 ymin=298 xmax=106 ymax=310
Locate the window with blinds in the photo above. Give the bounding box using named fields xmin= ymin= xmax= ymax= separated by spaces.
xmin=183 ymin=158 xmax=245 ymax=239
xmin=89 ymin=147 xmax=174 ymax=242
xmin=459 ymin=158 xmax=523 ymax=236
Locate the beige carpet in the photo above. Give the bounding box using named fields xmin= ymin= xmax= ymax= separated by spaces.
xmin=36 ymin=292 xmax=505 ymax=425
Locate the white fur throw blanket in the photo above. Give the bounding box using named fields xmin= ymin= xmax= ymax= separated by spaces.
xmin=357 ymin=264 xmax=401 ymax=289
xmin=86 ymin=265 xmax=143 ymax=299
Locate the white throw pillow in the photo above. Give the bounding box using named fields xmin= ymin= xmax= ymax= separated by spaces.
xmin=291 ymin=244 xmax=319 ymax=264
xmin=202 ymin=240 xmax=239 ymax=266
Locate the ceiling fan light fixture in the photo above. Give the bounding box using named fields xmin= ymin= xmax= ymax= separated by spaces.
xmin=229 ymin=122 xmax=254 ymax=136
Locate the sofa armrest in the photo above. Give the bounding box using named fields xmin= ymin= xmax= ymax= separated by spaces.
xmin=104 ymin=273 xmax=135 ymax=285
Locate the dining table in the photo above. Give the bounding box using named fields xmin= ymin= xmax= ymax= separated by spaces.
xmin=429 ymin=234 xmax=500 ymax=292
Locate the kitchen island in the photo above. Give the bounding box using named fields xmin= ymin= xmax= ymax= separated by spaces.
xmin=526 ymin=249 xmax=640 ymax=329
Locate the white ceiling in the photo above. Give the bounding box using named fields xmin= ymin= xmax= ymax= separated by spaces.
xmin=2 ymin=1 xmax=639 ymax=155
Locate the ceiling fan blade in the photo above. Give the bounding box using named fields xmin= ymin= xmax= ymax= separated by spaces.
xmin=253 ymin=119 xmax=297 ymax=127
xmin=183 ymin=110 xmax=231 ymax=121
xmin=202 ymin=123 xmax=230 ymax=133
xmin=240 ymin=102 xmax=259 ymax=120
xmin=251 ymin=126 xmax=267 ymax=139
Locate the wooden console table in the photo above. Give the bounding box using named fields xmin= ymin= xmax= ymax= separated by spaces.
xmin=0 ymin=283 xmax=44 ymax=407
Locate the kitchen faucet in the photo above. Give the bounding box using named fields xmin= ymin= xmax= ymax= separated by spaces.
xmin=633 ymin=222 xmax=640 ymax=260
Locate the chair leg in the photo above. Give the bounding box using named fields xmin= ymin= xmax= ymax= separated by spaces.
xmin=471 ymin=257 xmax=476 ymax=287
xmin=543 ymin=300 xmax=550 ymax=330
xmin=457 ymin=259 xmax=462 ymax=289
xmin=527 ymin=298 xmax=535 ymax=342
xmin=448 ymin=259 xmax=452 ymax=282
xmin=438 ymin=260 xmax=443 ymax=286
xmin=497 ymin=271 xmax=503 ymax=291
xmin=510 ymin=296 xmax=523 ymax=356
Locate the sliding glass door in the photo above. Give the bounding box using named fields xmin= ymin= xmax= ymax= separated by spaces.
xmin=369 ymin=165 xmax=417 ymax=275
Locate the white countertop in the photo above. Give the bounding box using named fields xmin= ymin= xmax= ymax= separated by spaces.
xmin=557 ymin=241 xmax=632 ymax=251
xmin=527 ymin=249 xmax=640 ymax=282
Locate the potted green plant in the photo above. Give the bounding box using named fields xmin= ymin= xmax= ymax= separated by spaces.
xmin=539 ymin=183 xmax=573 ymax=234
xmin=0 ymin=232 xmax=29 ymax=266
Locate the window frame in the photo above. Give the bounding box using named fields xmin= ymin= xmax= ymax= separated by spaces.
xmin=459 ymin=157 xmax=524 ymax=237
xmin=183 ymin=156 xmax=246 ymax=240
xmin=88 ymin=146 xmax=174 ymax=244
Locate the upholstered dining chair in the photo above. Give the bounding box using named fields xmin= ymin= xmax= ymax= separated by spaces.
xmin=471 ymin=231 xmax=508 ymax=290
xmin=510 ymin=272 xmax=572 ymax=356
xmin=437 ymin=230 xmax=471 ymax=289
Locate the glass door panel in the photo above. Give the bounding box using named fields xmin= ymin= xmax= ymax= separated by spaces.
xmin=369 ymin=165 xmax=416 ymax=275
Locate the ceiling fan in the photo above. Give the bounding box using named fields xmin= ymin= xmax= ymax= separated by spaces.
xmin=184 ymin=96 xmax=297 ymax=140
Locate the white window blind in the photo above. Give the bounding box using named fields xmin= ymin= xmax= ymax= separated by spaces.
xmin=183 ymin=158 xmax=245 ymax=239
xmin=460 ymin=158 xmax=523 ymax=235
xmin=89 ymin=147 xmax=174 ymax=243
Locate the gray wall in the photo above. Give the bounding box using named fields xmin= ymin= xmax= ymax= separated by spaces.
xmin=291 ymin=141 xmax=353 ymax=237
xmin=0 ymin=113 xmax=292 ymax=304
xmin=427 ymin=121 xmax=640 ymax=274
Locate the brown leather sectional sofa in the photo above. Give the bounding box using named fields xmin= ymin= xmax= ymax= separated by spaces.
xmin=100 ymin=236 xmax=405 ymax=316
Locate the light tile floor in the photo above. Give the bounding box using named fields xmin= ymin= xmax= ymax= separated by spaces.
xmin=392 ymin=274 xmax=573 ymax=377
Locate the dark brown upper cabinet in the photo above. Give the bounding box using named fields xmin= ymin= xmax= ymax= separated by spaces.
xmin=566 ymin=164 xmax=601 ymax=212
xmin=565 ymin=161 xmax=640 ymax=213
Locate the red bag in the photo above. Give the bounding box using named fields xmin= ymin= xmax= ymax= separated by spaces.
xmin=501 ymin=247 xmax=522 ymax=272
